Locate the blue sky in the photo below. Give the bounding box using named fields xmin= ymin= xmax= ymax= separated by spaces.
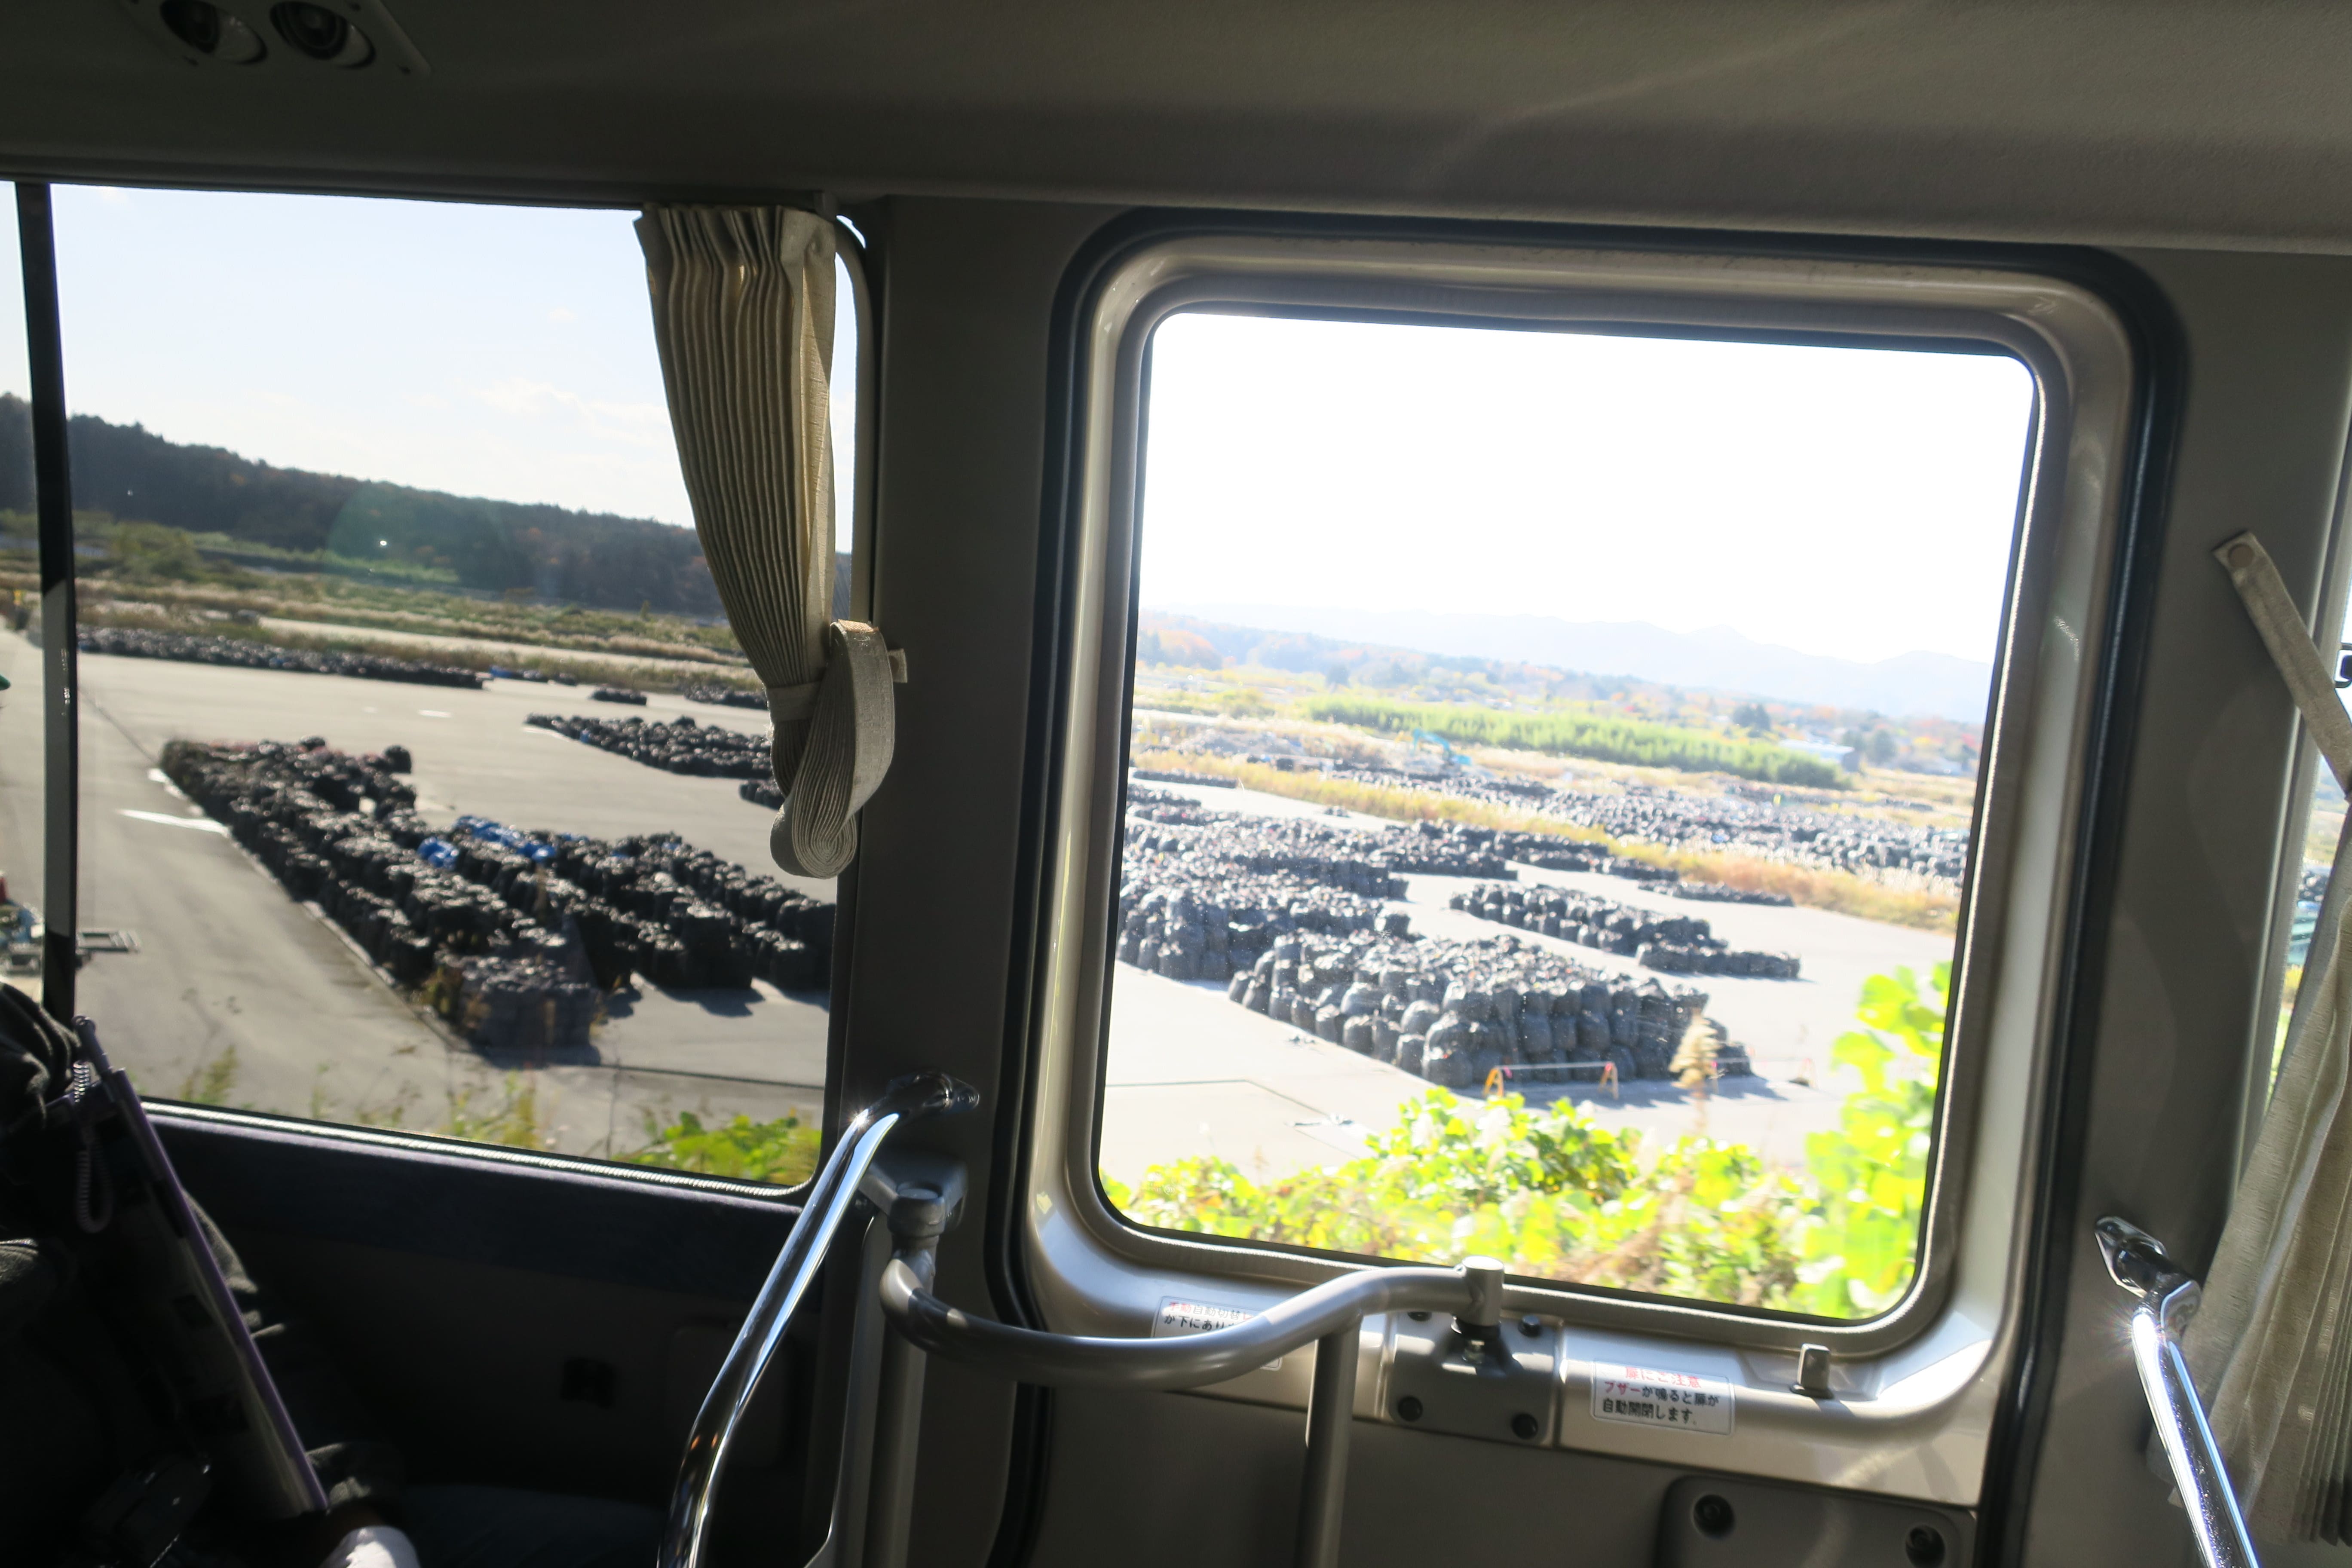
xmin=3 ymin=185 xmax=2043 ymax=667
xmin=0 ymin=186 xmax=855 ymax=539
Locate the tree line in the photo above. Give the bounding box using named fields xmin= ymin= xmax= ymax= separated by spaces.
xmin=0 ymin=395 xmax=726 ymax=616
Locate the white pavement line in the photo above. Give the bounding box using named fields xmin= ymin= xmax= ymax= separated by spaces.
xmin=419 ymin=709 xmax=451 ymax=718
xmin=118 ymin=809 xmax=229 ymax=835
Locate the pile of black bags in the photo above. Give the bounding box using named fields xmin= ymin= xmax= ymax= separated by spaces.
xmin=82 ymin=627 xmax=484 ymax=689
xmin=1221 ymin=929 xmax=1732 ymax=1086
xmin=1449 ymin=881 xmax=1800 ymax=980
xmin=528 ymin=712 xmax=770 ymax=781
xmin=161 ymin=738 xmax=836 ymax=1054
xmin=682 ymin=683 xmax=768 ymax=710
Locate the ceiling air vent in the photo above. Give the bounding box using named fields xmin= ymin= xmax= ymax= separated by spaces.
xmin=115 ymin=0 xmax=428 ymax=76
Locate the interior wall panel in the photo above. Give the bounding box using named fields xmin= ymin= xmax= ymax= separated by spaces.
xmin=2015 ymin=248 xmax=2352 ymax=1568
xmin=842 ymin=196 xmax=1116 ymax=1568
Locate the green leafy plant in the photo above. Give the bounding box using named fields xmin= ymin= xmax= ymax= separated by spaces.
xmin=1107 ymin=965 xmax=1949 ymax=1319
xmin=625 ymin=1110 xmax=821 ymax=1185
xmin=1112 ymin=1090 xmax=1808 ymax=1307
xmin=438 ymin=1072 xmax=560 ymax=1151
xmin=1302 ymin=694 xmax=1846 ymax=788
xmin=1795 ymin=962 xmax=1946 ymax=1316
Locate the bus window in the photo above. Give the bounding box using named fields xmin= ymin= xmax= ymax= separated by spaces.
xmin=1100 ymin=311 xmax=2034 ymax=1318
xmin=27 ymin=187 xmax=858 ymax=1185
xmin=1 ymin=196 xmax=38 ymax=1005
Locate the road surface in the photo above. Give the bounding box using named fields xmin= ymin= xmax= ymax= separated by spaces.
xmin=1 ymin=628 xmax=827 ymax=1158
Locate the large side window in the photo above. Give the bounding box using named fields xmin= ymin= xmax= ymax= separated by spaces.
xmin=1 ymin=198 xmax=37 ymax=998
xmin=1100 ymin=311 xmax=2033 ymax=1318
xmin=25 ymin=187 xmax=857 ymax=1184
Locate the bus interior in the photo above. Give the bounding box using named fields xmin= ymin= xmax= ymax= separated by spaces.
xmin=4 ymin=4 xmax=2351 ymax=1568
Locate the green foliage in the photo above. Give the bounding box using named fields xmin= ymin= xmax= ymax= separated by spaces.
xmin=1304 ymin=695 xmax=1845 ymax=789
xmin=1795 ymin=963 xmax=1946 ymax=1316
xmin=1109 ymin=967 xmax=1950 ymax=1319
xmin=153 ymin=1038 xmax=818 ymax=1188
xmin=106 ymin=520 xmax=209 ymax=582
xmin=1116 ymin=1090 xmax=1809 ymax=1308
xmin=625 ymin=1110 xmax=821 ymax=1186
xmin=438 ymin=1073 xmax=560 ymax=1150
xmin=176 ymin=528 xmax=461 ymax=585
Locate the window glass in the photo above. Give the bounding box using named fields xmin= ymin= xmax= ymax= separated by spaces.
xmin=1 ymin=197 xmax=39 ymax=1007
xmin=46 ymin=187 xmax=857 ymax=1185
xmin=1102 ymin=312 xmax=2034 ymax=1318
xmin=2269 ymin=606 xmax=2350 ymax=1083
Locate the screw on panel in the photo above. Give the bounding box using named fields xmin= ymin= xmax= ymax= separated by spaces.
xmin=1692 ymin=1495 xmax=1735 ymax=1539
xmin=1905 ymin=1526 xmax=1946 ymax=1567
xmin=1395 ymin=1396 xmax=1423 ymax=1422
xmin=1510 ymin=1412 xmax=1539 ymax=1440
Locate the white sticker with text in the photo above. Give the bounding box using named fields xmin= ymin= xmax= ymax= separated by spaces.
xmin=1590 ymin=1363 xmax=1734 ymax=1435
xmin=1152 ymin=1297 xmax=1282 ymax=1371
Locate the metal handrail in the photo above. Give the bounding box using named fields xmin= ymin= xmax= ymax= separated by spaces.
xmin=659 ymin=1072 xmax=978 ymax=1568
xmin=879 ymin=1247 xmax=1504 ymax=1568
xmin=2097 ymin=1216 xmax=2262 ymax=1568
xmin=878 ymin=1258 xmax=1477 ymax=1389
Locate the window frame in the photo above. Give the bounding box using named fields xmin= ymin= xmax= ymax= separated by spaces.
xmin=1014 ymin=224 xmax=2145 ymax=1498
xmin=16 ymin=180 xmax=878 ymax=1199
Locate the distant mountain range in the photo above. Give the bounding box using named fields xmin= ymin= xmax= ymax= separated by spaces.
xmin=1152 ymin=602 xmax=1995 ymax=720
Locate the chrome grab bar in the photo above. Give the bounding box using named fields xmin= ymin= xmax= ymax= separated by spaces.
xmin=879 ymin=1241 xmax=1503 ymax=1568
xmin=659 ymin=1072 xmax=978 ymax=1568
xmin=2097 ymin=1216 xmax=2262 ymax=1568
xmin=877 ymin=1257 xmax=1477 ymax=1389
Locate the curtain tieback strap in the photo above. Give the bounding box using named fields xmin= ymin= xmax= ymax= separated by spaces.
xmin=766 ymin=644 xmax=906 ymax=724
xmin=2216 ymin=531 xmax=2352 ymax=790
xmin=769 ymin=622 xmax=905 ymax=878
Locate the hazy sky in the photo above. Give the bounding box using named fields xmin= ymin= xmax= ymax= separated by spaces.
xmin=3 ymin=189 xmax=2034 ymax=668
xmin=0 ymin=186 xmax=855 ymax=539
xmin=1139 ymin=312 xmax=2038 ymax=667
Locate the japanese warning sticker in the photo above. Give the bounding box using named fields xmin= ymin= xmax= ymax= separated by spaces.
xmin=1590 ymin=1363 xmax=1735 ymax=1435
xmin=1152 ymin=1298 xmax=1281 ymax=1371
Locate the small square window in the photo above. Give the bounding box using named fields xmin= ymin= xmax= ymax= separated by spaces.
xmin=1097 ymin=309 xmax=2034 ymax=1319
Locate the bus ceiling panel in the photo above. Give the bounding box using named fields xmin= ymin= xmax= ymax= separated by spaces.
xmin=9 ymin=3 xmax=2352 ymax=245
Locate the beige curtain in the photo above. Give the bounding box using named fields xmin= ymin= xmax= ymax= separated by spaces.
xmin=637 ymin=206 xmax=900 ymax=879
xmin=2190 ymin=531 xmax=2352 ymax=1541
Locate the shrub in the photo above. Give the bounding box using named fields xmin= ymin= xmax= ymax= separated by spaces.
xmin=1106 ymin=964 xmax=1950 ymax=1320
xmin=1303 ymin=695 xmax=1844 ymax=788
xmin=1795 ymin=962 xmax=1946 ymax=1316
xmin=626 ymin=1109 xmax=821 ymax=1185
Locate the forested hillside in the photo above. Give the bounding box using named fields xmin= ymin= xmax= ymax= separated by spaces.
xmin=0 ymin=395 xmax=724 ymax=616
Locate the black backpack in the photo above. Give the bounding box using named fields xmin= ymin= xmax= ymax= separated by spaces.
xmin=0 ymin=985 xmax=334 ymax=1567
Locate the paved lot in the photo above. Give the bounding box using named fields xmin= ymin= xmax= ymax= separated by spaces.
xmin=1102 ymin=779 xmax=1953 ymax=1181
xmin=0 ymin=630 xmax=827 ymax=1157
xmin=0 ymin=640 xmax=1951 ymax=1186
